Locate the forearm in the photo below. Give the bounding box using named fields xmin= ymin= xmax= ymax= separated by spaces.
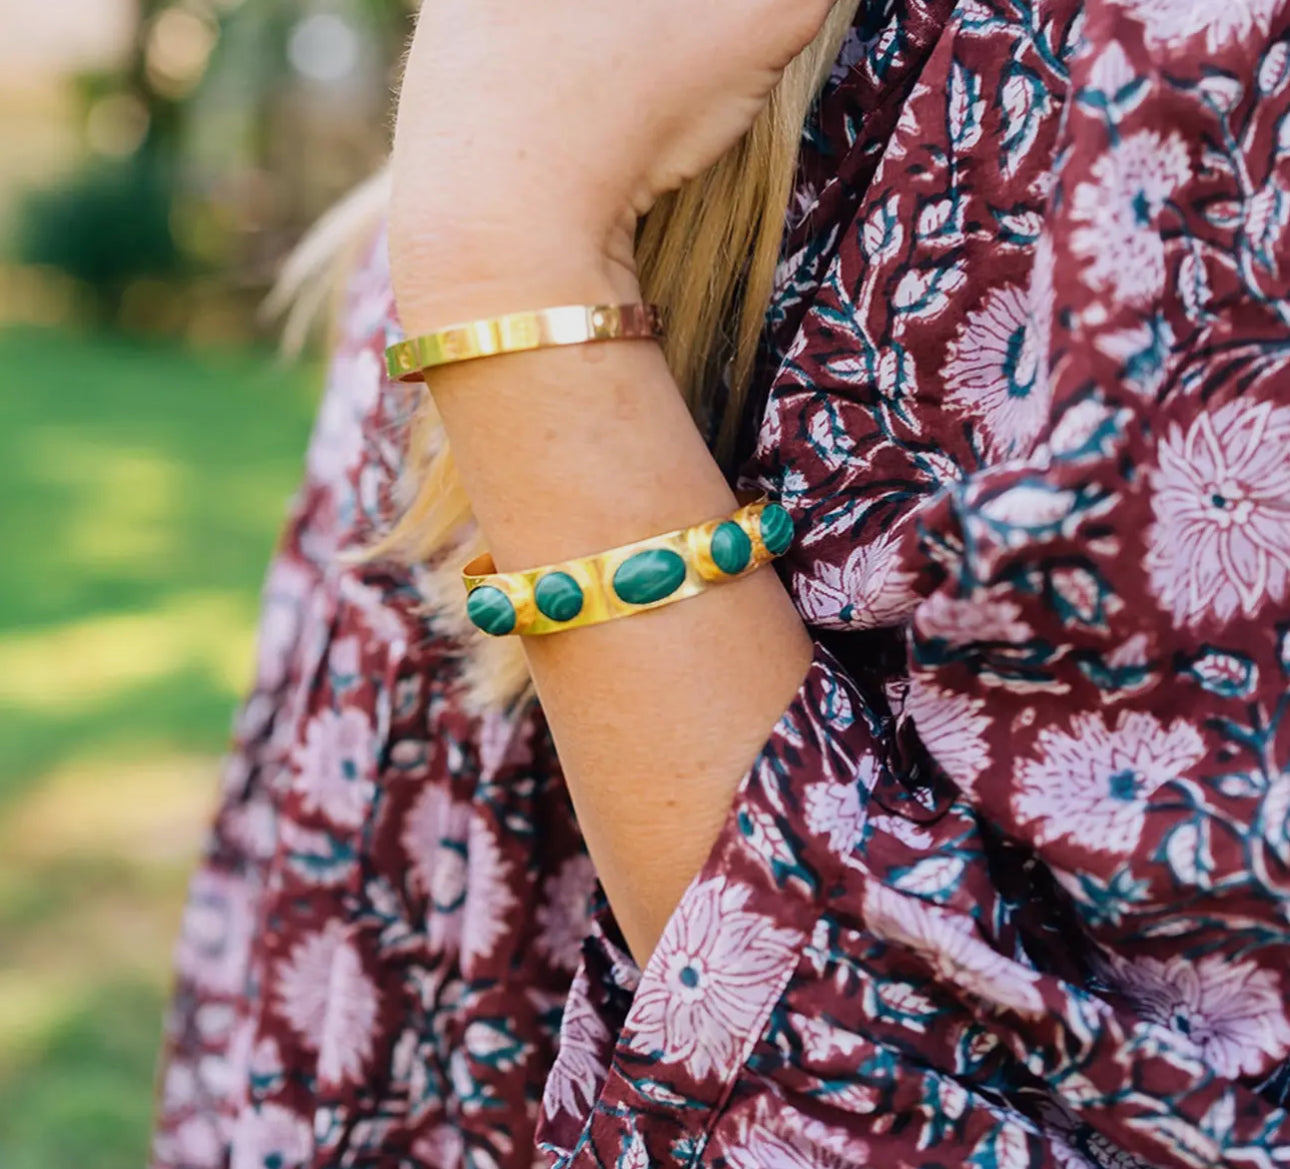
xmin=398 ymin=246 xmax=812 ymax=962
xmin=387 ymin=0 xmax=846 ymax=962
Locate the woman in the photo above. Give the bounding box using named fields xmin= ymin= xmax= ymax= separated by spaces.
xmin=154 ymin=1 xmax=1290 ymax=1166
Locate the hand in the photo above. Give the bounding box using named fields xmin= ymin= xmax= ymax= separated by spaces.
xmin=388 ymin=0 xmax=841 ymax=327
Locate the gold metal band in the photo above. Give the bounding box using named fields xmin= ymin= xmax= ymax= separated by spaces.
xmin=461 ymin=497 xmax=795 ymax=638
xmin=385 ymin=303 xmax=665 ymax=382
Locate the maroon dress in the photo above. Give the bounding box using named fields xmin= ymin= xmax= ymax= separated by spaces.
xmin=154 ymin=3 xmax=1290 ymax=1167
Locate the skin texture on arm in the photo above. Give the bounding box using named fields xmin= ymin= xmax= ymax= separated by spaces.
xmin=390 ymin=0 xmax=836 ymax=962
xmin=426 ymin=295 xmax=813 ymax=964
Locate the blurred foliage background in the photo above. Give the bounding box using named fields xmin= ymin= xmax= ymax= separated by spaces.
xmin=0 ymin=2 xmax=408 ymax=1164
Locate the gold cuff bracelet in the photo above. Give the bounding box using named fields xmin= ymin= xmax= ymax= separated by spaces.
xmin=461 ymin=498 xmax=795 ymax=638
xmin=385 ymin=303 xmax=665 ymax=382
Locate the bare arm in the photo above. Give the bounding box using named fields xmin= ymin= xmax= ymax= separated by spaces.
xmin=409 ymin=259 xmax=812 ymax=963
xmin=390 ymin=0 xmax=837 ymax=962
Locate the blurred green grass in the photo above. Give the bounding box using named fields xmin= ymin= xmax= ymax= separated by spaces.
xmin=0 ymin=324 xmax=317 ymax=1169
xmin=0 ymin=325 xmax=319 ymax=794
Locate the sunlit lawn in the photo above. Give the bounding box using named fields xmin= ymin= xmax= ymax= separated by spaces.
xmin=0 ymin=324 xmax=317 ymax=1169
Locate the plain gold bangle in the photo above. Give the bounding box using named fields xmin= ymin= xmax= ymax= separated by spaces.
xmin=461 ymin=497 xmax=796 ymax=638
xmin=385 ymin=303 xmax=665 ymax=382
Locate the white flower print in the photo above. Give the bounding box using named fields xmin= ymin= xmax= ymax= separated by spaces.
xmin=1147 ymin=399 xmax=1290 ymax=626
xmin=1110 ymin=0 xmax=1282 ymax=51
xmin=904 ymin=677 xmax=992 ymax=795
xmin=280 ymin=818 xmax=355 ymax=889
xmin=222 ymin=789 xmax=277 ymax=862
xmin=894 ymin=855 xmax=967 ymax=898
xmin=863 ymin=881 xmax=1046 ymax=1016
xmin=194 ymin=1002 xmax=236 ymax=1043
xmin=916 ymin=593 xmax=1033 ymax=646
xmin=808 ymin=404 xmax=861 ymax=468
xmin=273 ymin=921 xmax=380 ymax=1086
xmin=292 ymin=707 xmax=375 ymax=829
xmin=202 ymin=1021 xmax=249 ymax=1099
xmin=161 ymin=1059 xmax=197 ymax=1111
xmin=773 ymin=240 xmax=814 ymax=300
xmin=861 ymin=193 xmax=906 ymax=264
xmin=478 ymin=705 xmax=530 ymax=778
xmin=1104 ymin=952 xmax=1290 ymax=1077
xmin=886 ymin=82 xmax=929 ymax=161
xmin=252 ymin=559 xmax=310 ymax=692
xmin=794 ymin=1013 xmax=867 ymax=1064
xmin=1050 ymin=566 xmax=1108 ymax=626
xmin=794 ymin=529 xmax=920 ymax=630
xmin=1106 ymin=632 xmax=1154 ymax=673
xmin=162 ymin=1116 xmax=224 ymax=1169
xmin=1000 ymin=71 xmax=1052 ymax=177
xmin=722 ymin=1105 xmax=870 ymax=1169
xmin=401 ymin=784 xmax=470 ymax=952
xmin=1096 ymin=317 xmax=1177 ymax=400
xmin=1262 ymin=41 xmax=1290 ymax=95
xmin=867 ymin=811 xmax=935 ymax=851
xmin=980 ymin=484 xmax=1079 ymax=531
xmin=949 ymin=61 xmax=986 ymax=151
xmin=327 ymin=635 xmax=362 ymax=684
xmin=248 ymin=1035 xmax=284 ymax=1082
xmin=958 ymin=0 xmax=999 ymax=23
xmin=464 ymin=1019 xmax=527 ymax=1072
xmin=411 ymin=1125 xmax=464 ymax=1169
xmin=1088 ymin=41 xmax=1138 ymax=100
xmin=342 ymin=575 xmax=414 ymax=648
xmin=978 ymin=1123 xmax=1039 ymax=1169
xmin=739 ymin=800 xmax=805 ymax=881
xmin=1261 ymin=773 xmax=1290 ymax=862
xmin=461 ymin=818 xmax=518 ymax=975
xmin=542 ymin=974 xmax=611 ymax=1121
xmin=723 ymin=1123 xmax=849 ymax=1169
xmin=1013 ymin=711 xmax=1205 ymax=855
xmin=316 ymin=934 xmax=380 ymax=1086
xmin=306 ymin=376 xmax=366 ymax=486
xmin=1069 ymin=130 xmax=1190 ymax=305
xmin=805 ymin=776 xmax=866 ymax=854
xmin=229 ymin=1103 xmax=312 ymax=1169
xmin=536 ymin=854 xmax=597 ymax=972
xmin=1245 ymin=181 xmax=1290 ymax=268
xmin=336 ymin=345 xmax=384 ymax=415
xmin=892 ymin=264 xmax=968 ymax=326
xmin=916 ymin=446 xmax=967 ymax=488
xmin=939 ymin=1077 xmax=970 ymax=1121
xmin=1188 ymin=649 xmax=1259 ymax=697
xmin=175 ymin=869 xmax=255 ymax=997
xmin=627 ymin=878 xmax=801 ymax=1081
xmin=944 ymin=283 xmax=1051 ymax=459
xmin=619 ymin=1128 xmax=649 ymax=1169
xmin=1029 ymin=231 xmax=1055 ymax=366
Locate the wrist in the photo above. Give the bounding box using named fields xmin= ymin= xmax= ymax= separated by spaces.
xmin=389 ymin=194 xmax=641 ymax=337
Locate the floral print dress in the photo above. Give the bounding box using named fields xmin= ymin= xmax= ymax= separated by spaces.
xmin=154 ymin=2 xmax=1290 ymax=1167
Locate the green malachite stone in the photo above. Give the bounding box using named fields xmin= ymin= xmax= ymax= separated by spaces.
xmin=710 ymin=521 xmax=752 ymax=576
xmin=535 ymin=571 xmax=585 ymax=622
xmin=466 ymin=585 xmax=518 ymax=636
xmin=760 ymin=504 xmax=795 ymax=556
xmin=613 ymin=548 xmax=687 ymax=606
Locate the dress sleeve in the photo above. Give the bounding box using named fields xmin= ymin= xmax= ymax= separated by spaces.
xmin=538 ymin=645 xmax=900 ymax=1168
xmin=536 ymin=8 xmax=1290 ymax=1168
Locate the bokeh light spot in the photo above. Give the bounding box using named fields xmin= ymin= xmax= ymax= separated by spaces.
xmin=287 ymin=13 xmax=360 ymax=85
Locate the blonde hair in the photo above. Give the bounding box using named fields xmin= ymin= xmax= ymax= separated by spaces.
xmin=270 ymin=7 xmax=859 ymax=708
